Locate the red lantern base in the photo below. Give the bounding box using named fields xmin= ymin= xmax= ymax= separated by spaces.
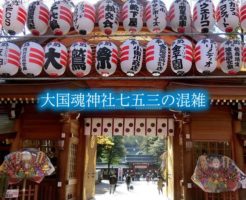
xmin=31 ymin=30 xmax=40 ymax=36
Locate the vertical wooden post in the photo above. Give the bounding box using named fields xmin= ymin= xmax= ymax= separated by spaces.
xmin=232 ymin=120 xmax=246 ymax=200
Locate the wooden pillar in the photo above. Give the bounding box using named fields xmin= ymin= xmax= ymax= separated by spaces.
xmin=232 ymin=120 xmax=246 ymax=200
xmin=58 ymin=113 xmax=71 ymax=200
xmin=182 ymin=121 xmax=193 ymax=200
xmin=83 ymin=135 xmax=97 ymax=200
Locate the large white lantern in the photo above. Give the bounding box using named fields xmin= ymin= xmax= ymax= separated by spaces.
xmin=218 ymin=40 xmax=242 ymax=74
xmin=50 ymin=1 xmax=72 ymax=35
xmin=0 ymin=42 xmax=20 ymax=76
xmin=2 ymin=2 xmax=27 ymax=35
xmin=171 ymin=38 xmax=193 ymax=75
xmin=122 ymin=0 xmax=143 ymax=33
xmin=145 ymin=0 xmax=167 ymax=33
xmin=169 ymin=0 xmax=191 ymax=33
xmin=98 ymin=0 xmax=119 ymax=35
xmin=120 ymin=39 xmax=143 ymax=76
xmin=27 ymin=1 xmax=49 ymax=36
xmin=240 ymin=2 xmax=246 ymax=31
xmin=96 ymin=41 xmax=118 ymax=77
xmin=44 ymin=42 xmax=67 ymax=77
xmin=216 ymin=0 xmax=239 ymax=32
xmin=193 ymin=0 xmax=215 ymax=33
xmin=74 ymin=2 xmax=95 ymax=35
xmin=69 ymin=42 xmax=92 ymax=77
xmin=146 ymin=39 xmax=168 ymax=76
xmin=20 ymin=42 xmax=44 ymax=77
xmin=195 ymin=39 xmax=217 ymax=74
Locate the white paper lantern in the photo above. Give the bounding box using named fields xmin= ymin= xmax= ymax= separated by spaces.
xmin=98 ymin=0 xmax=119 ymax=35
xmin=20 ymin=42 xmax=44 ymax=77
xmin=122 ymin=0 xmax=143 ymax=33
xmin=50 ymin=1 xmax=72 ymax=35
xmin=146 ymin=39 xmax=168 ymax=76
xmin=193 ymin=0 xmax=215 ymax=33
xmin=74 ymin=2 xmax=95 ymax=35
xmin=145 ymin=0 xmax=167 ymax=33
xmin=216 ymin=0 xmax=239 ymax=32
xmin=169 ymin=0 xmax=191 ymax=33
xmin=195 ymin=39 xmax=217 ymax=74
xmin=2 ymin=2 xmax=27 ymax=35
xmin=0 ymin=42 xmax=20 ymax=76
xmin=171 ymin=38 xmax=193 ymax=75
xmin=44 ymin=42 xmax=67 ymax=77
xmin=27 ymin=1 xmax=49 ymax=36
xmin=218 ymin=40 xmax=242 ymax=74
xmin=69 ymin=42 xmax=92 ymax=77
xmin=96 ymin=41 xmax=118 ymax=77
xmin=240 ymin=2 xmax=246 ymax=31
xmin=120 ymin=39 xmax=143 ymax=76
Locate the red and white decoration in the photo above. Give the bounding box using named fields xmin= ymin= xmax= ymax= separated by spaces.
xmin=96 ymin=41 xmax=118 ymax=77
xmin=98 ymin=0 xmax=120 ymax=35
xmin=146 ymin=39 xmax=168 ymax=76
xmin=44 ymin=42 xmax=67 ymax=77
xmin=122 ymin=0 xmax=143 ymax=33
xmin=171 ymin=38 xmax=193 ymax=75
xmin=27 ymin=1 xmax=49 ymax=36
xmin=73 ymin=1 xmax=95 ymax=35
xmin=20 ymin=42 xmax=44 ymax=77
xmin=0 ymin=7 xmax=3 ymax=31
xmin=240 ymin=1 xmax=246 ymax=31
xmin=69 ymin=42 xmax=92 ymax=77
xmin=120 ymin=39 xmax=143 ymax=76
xmin=216 ymin=0 xmax=239 ymax=32
xmin=195 ymin=39 xmax=217 ymax=74
xmin=169 ymin=0 xmax=191 ymax=33
xmin=218 ymin=40 xmax=242 ymax=75
xmin=145 ymin=0 xmax=167 ymax=33
xmin=0 ymin=42 xmax=20 ymax=76
xmin=50 ymin=1 xmax=72 ymax=35
xmin=2 ymin=2 xmax=27 ymax=35
xmin=193 ymin=0 xmax=215 ymax=33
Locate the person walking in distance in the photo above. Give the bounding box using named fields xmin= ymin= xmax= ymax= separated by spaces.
xmin=126 ymin=174 xmax=131 ymax=191
xmin=109 ymin=174 xmax=117 ymax=194
xmin=157 ymin=177 xmax=164 ymax=195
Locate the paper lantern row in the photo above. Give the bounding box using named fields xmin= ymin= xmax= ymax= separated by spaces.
xmin=0 ymin=38 xmax=243 ymax=77
xmin=0 ymin=0 xmax=245 ymax=36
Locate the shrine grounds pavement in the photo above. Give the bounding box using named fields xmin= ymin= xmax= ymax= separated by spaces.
xmin=94 ymin=179 xmax=169 ymax=200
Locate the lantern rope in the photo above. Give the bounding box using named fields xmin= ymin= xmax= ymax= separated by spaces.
xmin=0 ymin=32 xmax=245 ymax=40
xmin=1 ymin=75 xmax=246 ymax=81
